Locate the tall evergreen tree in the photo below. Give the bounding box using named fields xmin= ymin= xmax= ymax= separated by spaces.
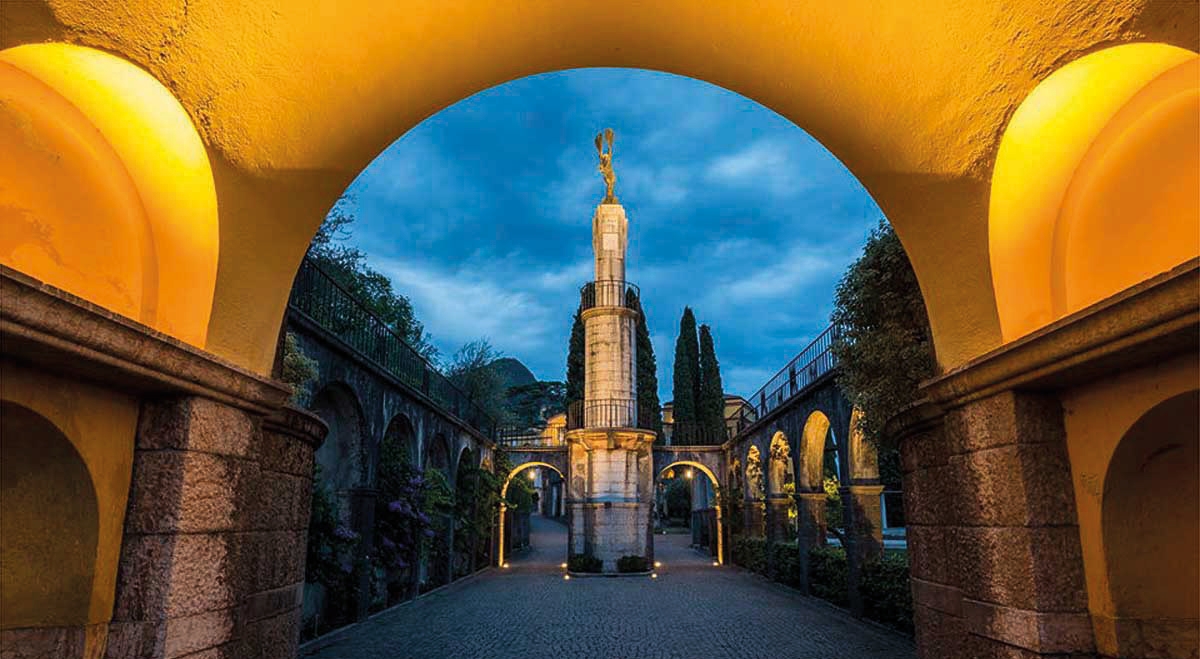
xmin=697 ymin=324 xmax=725 ymax=443
xmin=671 ymin=307 xmax=700 ymax=444
xmin=626 ymin=290 xmax=663 ymax=442
xmin=565 ymin=307 xmax=586 ymax=410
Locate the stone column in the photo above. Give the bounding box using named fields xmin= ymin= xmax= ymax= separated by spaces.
xmin=794 ymin=491 xmax=828 ymax=549
xmin=841 ymin=484 xmax=884 ymax=616
xmin=105 ymin=398 xmax=323 ymax=659
xmin=765 ymin=496 xmax=793 ymax=544
xmin=946 ymin=392 xmax=1094 ymax=657
xmin=743 ymin=500 xmax=765 ymax=537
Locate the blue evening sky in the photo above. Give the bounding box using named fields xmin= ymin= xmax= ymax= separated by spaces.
xmin=334 ymin=68 xmax=882 ymax=402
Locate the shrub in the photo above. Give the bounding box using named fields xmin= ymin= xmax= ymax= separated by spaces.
xmin=731 ymin=535 xmax=767 ymax=574
xmin=809 ymin=546 xmax=849 ymax=606
xmin=617 ymin=555 xmax=648 ymax=573
xmin=769 ymin=542 xmax=803 ymax=587
xmin=568 ymin=553 xmax=602 ymax=573
xmin=861 ymin=552 xmax=913 ymax=634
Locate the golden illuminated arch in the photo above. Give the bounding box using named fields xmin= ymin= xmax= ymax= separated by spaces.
xmin=0 ymin=43 xmax=219 ymax=347
xmin=990 ymin=44 xmax=1199 ymax=341
xmin=767 ymin=432 xmax=795 ymax=496
xmin=799 ymin=411 xmax=831 ymax=491
xmin=656 ymin=460 xmax=725 ymax=565
xmin=847 ymin=408 xmax=879 ymax=483
xmin=500 ymin=462 xmax=564 ymax=500
xmin=5 ymin=3 xmax=1196 ymax=374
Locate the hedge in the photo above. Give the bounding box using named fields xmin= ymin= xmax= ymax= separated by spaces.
xmin=729 ymin=535 xmax=910 ymax=635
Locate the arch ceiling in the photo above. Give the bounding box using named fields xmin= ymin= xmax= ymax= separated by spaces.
xmin=4 ymin=1 xmax=1197 ymax=372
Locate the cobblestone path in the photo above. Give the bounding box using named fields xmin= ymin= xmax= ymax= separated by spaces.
xmin=304 ymin=516 xmax=913 ymax=659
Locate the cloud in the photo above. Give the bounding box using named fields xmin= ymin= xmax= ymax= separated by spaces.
xmin=704 ymin=140 xmax=811 ymax=197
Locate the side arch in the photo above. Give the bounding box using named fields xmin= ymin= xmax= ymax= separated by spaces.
xmin=990 ymin=43 xmax=1199 ymax=341
xmin=799 ymin=411 xmax=832 ymax=491
xmin=310 ymin=382 xmax=370 ymax=501
xmin=656 ymin=461 xmax=725 ymax=565
xmin=0 ymin=43 xmax=219 ymax=347
xmin=0 ymin=401 xmax=99 ymax=653
xmin=497 ymin=461 xmax=566 ymax=567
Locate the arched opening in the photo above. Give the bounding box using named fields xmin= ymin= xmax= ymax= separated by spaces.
xmin=372 ymin=413 xmax=423 ymax=609
xmin=421 ymin=433 xmax=454 ymax=589
xmin=1100 ymin=390 xmax=1199 ymax=657
xmin=800 ymin=411 xmax=832 ymax=491
xmin=452 ymin=447 xmax=490 ymax=577
xmin=311 ymin=383 xmax=369 ymax=510
xmin=304 ymin=382 xmax=370 ymax=636
xmin=656 ymin=461 xmax=724 ymax=565
xmin=990 ymin=44 xmax=1199 ymax=342
xmin=0 ymin=401 xmax=99 ymax=657
xmin=497 ymin=462 xmax=566 ymax=568
xmin=769 ymin=432 xmax=798 ymax=541
xmin=0 ymin=43 xmax=219 ymax=347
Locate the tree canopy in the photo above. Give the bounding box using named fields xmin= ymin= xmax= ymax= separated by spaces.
xmin=697 ymin=323 xmax=725 ymax=442
xmin=831 ymin=220 xmax=936 ymax=452
xmin=565 ymin=307 xmax=586 ymax=409
xmin=671 ymin=307 xmax=700 ymax=444
xmin=627 ymin=290 xmax=663 ymax=441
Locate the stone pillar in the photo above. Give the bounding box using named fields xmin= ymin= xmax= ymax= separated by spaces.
xmin=105 ymin=398 xmax=323 ymax=659
xmin=947 ymin=392 xmax=1094 ymax=657
xmin=795 ymin=491 xmax=828 ymax=549
xmin=743 ymin=500 xmax=765 ymax=537
xmin=894 ymin=392 xmax=1096 ymax=659
xmin=765 ymin=496 xmax=792 ymax=544
xmin=841 ymin=484 xmax=884 ymax=616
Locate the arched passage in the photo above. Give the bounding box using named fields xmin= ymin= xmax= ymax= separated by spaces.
xmin=498 ymin=462 xmax=566 ymax=568
xmin=656 ymin=461 xmax=725 ymax=565
xmin=799 ymin=411 xmax=832 ymax=491
xmin=0 ymin=402 xmax=99 ymax=657
xmin=381 ymin=413 xmax=418 ymax=467
xmin=1100 ymin=390 xmax=1199 ymax=657
xmin=311 ymin=383 xmax=369 ymax=509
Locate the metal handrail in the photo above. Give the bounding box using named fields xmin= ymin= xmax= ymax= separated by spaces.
xmin=748 ymin=324 xmax=841 ymax=419
xmin=579 ymin=279 xmax=640 ymax=311
xmin=496 ymin=425 xmax=565 ymax=447
xmin=566 ymin=398 xmax=639 ymax=430
xmin=289 ymin=257 xmax=497 ymax=439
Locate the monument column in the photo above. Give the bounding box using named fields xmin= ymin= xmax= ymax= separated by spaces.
xmin=566 ymin=129 xmax=657 ymax=573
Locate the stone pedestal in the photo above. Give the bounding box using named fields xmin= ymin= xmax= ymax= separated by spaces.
xmin=765 ymin=496 xmax=793 ymax=544
xmin=743 ymin=500 xmax=766 ymax=537
xmin=842 ymin=484 xmax=884 ymax=566
xmin=794 ymin=492 xmax=828 ymax=549
xmin=566 ymin=429 xmax=656 ymax=572
xmin=105 ymin=398 xmax=324 ymax=659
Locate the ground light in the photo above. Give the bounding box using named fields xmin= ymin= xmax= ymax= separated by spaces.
xmin=563 ymin=574 xmax=570 ymax=580
xmin=654 ymin=561 xmax=662 ymax=568
xmin=560 ymin=562 xmax=567 ymax=569
xmin=502 ymin=563 xmax=510 ymax=569
xmin=651 ymin=573 xmax=658 ymax=579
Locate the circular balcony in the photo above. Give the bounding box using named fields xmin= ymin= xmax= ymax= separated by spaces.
xmin=567 ymin=398 xmax=660 ymax=432
xmin=579 ymin=279 xmax=640 ymax=312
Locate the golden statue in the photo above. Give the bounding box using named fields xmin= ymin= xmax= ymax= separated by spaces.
xmin=595 ymin=128 xmax=617 ymax=203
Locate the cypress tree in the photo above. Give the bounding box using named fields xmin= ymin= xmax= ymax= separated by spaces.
xmin=697 ymin=324 xmax=726 ymax=443
xmin=671 ymin=307 xmax=700 ymax=444
xmin=626 ymin=290 xmax=663 ymax=442
xmin=565 ymin=307 xmax=585 ymax=410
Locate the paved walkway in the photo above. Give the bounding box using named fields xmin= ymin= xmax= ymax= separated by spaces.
xmin=304 ymin=516 xmax=913 ymax=659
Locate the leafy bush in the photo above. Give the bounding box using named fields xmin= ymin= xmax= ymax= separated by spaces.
xmin=304 ymin=466 xmax=360 ymax=634
xmin=731 ymin=535 xmax=767 ymax=574
xmin=809 ymin=546 xmax=849 ymax=606
xmin=617 ymin=555 xmax=648 ymax=573
xmin=371 ymin=443 xmax=431 ymax=606
xmin=280 ymin=332 xmax=318 ymax=402
xmin=861 ymin=553 xmax=913 ymax=634
xmin=769 ymin=542 xmax=803 ymax=587
xmin=568 ymin=553 xmax=603 ymax=573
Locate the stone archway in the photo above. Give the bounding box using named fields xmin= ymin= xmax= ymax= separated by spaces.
xmin=0 ymin=402 xmax=100 ymax=658
xmin=655 ymin=461 xmax=725 ymax=565
xmin=1098 ymin=390 xmax=1199 ymax=657
xmin=497 ymin=462 xmax=566 ymax=568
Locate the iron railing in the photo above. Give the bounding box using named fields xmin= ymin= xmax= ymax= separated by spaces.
xmin=749 ymin=324 xmax=841 ymax=419
xmin=580 ymin=279 xmax=640 ymax=311
xmin=289 ymin=257 xmax=497 ymax=438
xmin=666 ymin=424 xmax=731 ymax=446
xmin=496 ymin=425 xmax=565 ymax=448
xmin=566 ymin=397 xmax=639 ymax=430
